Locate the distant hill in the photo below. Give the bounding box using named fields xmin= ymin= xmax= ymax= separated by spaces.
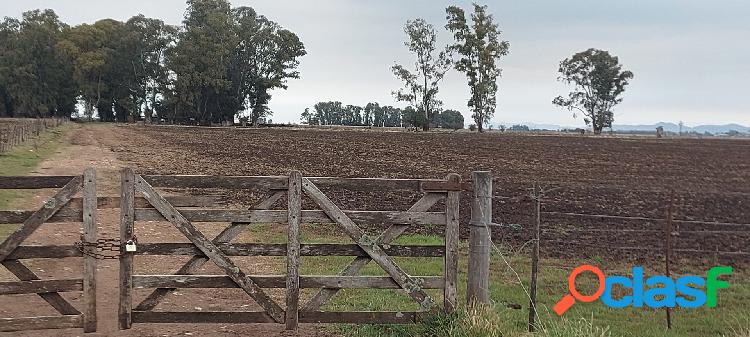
xmin=495 ymin=122 xmax=750 ymax=134
xmin=612 ymin=123 xmax=750 ymax=134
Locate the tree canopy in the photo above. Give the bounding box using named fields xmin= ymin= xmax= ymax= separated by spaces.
xmin=553 ymin=48 xmax=633 ymax=134
xmin=391 ymin=19 xmax=451 ymax=131
xmin=0 ymin=0 xmax=305 ymax=124
xmin=445 ymin=4 xmax=509 ymax=133
xmin=301 ymin=102 xmax=463 ymax=130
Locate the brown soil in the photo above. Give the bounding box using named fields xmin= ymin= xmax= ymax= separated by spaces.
xmin=1 ymin=124 xmax=334 ymax=337
xmin=100 ymin=124 xmax=750 ymax=265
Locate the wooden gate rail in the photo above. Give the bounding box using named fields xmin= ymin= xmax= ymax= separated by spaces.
xmin=119 ymin=170 xmax=461 ymax=330
xmin=0 ymin=169 xmax=97 ymax=332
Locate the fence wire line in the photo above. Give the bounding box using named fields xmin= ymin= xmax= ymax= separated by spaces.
xmin=488 ymin=180 xmax=750 ymax=197
xmin=540 ymin=211 xmax=750 ymax=227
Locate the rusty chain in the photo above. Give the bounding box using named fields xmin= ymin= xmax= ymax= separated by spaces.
xmin=74 ymin=235 xmax=137 ymax=260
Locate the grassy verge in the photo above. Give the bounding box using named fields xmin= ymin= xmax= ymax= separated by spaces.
xmin=242 ymin=223 xmax=750 ymax=337
xmin=0 ymin=124 xmax=71 ymax=238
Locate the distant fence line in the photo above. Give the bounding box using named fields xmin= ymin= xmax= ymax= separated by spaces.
xmin=0 ymin=118 xmax=67 ymax=153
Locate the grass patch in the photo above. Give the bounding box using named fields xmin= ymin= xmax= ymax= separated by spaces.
xmin=0 ymin=124 xmax=71 ymax=239
xmin=240 ymin=224 xmax=750 ymax=337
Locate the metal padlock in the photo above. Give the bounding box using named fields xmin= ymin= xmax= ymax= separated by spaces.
xmin=125 ymin=239 xmax=137 ymax=252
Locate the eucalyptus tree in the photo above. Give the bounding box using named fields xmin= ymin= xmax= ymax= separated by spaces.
xmin=445 ymin=4 xmax=510 ymax=132
xmin=166 ymin=0 xmax=236 ymax=124
xmin=552 ymin=48 xmax=634 ymax=135
xmin=230 ymin=7 xmax=306 ymax=126
xmin=126 ymin=15 xmax=177 ymax=122
xmin=392 ymin=18 xmax=451 ymax=130
xmin=0 ymin=10 xmax=76 ymax=117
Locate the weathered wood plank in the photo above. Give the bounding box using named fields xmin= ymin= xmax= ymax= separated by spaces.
xmin=0 ymin=315 xmax=83 ymax=332
xmin=0 ymin=176 xmax=82 ymax=261
xmin=119 ymin=168 xmax=135 ymax=330
xmin=7 ymin=245 xmax=82 ymax=259
xmin=66 ymin=196 xmax=226 ymax=209
xmin=310 ymin=177 xmax=448 ymax=192
xmin=444 ymin=173 xmax=460 ymax=312
xmin=299 ymin=311 xmax=422 ymax=324
xmin=301 ymin=178 xmax=436 ymax=311
xmin=0 ymin=260 xmax=80 ymax=315
xmin=420 ymin=180 xmax=469 ymax=192
xmin=134 ymin=190 xmax=285 ymax=312
xmin=142 ymin=175 xmax=287 ymax=190
xmin=134 ymin=209 xmax=446 ymax=225
xmin=132 ymin=275 xmax=445 ymax=289
xmin=134 ymin=175 xmax=285 ymax=323
xmin=303 ymin=192 xmax=444 ymax=311
xmin=0 ymin=176 xmax=76 ymax=189
xmin=135 ymin=243 xmax=445 ymax=257
xmin=0 ymin=209 xmax=81 ymax=224
xmin=286 ymin=171 xmax=301 ymax=330
xmin=142 ymin=175 xmax=458 ymax=192
xmin=0 ymin=279 xmax=83 ymax=295
xmin=82 ymin=168 xmax=97 ymax=332
xmin=132 ymin=311 xmax=275 ymax=324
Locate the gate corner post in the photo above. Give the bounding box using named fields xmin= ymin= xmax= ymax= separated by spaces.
xmin=82 ymin=168 xmax=98 ymax=332
xmin=468 ymin=171 xmax=492 ymax=307
xmin=285 ymin=170 xmax=302 ymax=330
xmin=119 ymin=168 xmax=135 ymax=330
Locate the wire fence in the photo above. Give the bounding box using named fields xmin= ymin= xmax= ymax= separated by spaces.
xmin=0 ymin=117 xmax=68 ymax=153
xmin=488 ymin=180 xmax=749 ymax=332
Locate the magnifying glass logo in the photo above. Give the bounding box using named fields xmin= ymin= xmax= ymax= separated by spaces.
xmin=553 ymin=265 xmax=606 ymax=315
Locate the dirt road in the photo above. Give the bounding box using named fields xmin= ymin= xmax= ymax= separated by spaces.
xmin=1 ymin=124 xmax=333 ymax=336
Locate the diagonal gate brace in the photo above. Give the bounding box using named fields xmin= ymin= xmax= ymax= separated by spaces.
xmin=134 ymin=175 xmax=285 ymax=323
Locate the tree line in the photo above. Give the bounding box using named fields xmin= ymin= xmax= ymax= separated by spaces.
xmin=0 ymin=0 xmax=305 ymax=125
xmin=304 ymin=4 xmax=633 ymax=134
xmin=300 ymin=101 xmax=463 ymax=129
xmin=2 ymin=1 xmax=634 ymax=134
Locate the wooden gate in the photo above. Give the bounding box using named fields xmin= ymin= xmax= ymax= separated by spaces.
xmin=119 ymin=169 xmax=461 ymax=330
xmin=0 ymin=169 xmax=97 ymax=332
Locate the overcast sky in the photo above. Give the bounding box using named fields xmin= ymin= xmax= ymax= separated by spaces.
xmin=3 ymin=0 xmax=749 ymax=127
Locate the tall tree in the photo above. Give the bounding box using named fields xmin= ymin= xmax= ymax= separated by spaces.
xmin=392 ymin=18 xmax=451 ymax=131
xmin=230 ymin=7 xmax=306 ymax=126
xmin=126 ymin=15 xmax=177 ymax=122
xmin=167 ymin=0 xmax=236 ymax=124
xmin=445 ymin=4 xmax=510 ymax=133
xmin=61 ymin=19 xmax=136 ymax=121
xmin=0 ymin=10 xmax=76 ymax=117
xmin=552 ymin=48 xmax=634 ymax=135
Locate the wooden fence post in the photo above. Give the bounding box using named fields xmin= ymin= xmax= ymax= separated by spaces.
xmin=82 ymin=168 xmax=98 ymax=332
xmin=286 ymin=171 xmax=302 ymax=330
xmin=119 ymin=168 xmax=135 ymax=330
xmin=528 ymin=183 xmax=541 ymax=332
xmin=468 ymin=171 xmax=492 ymax=306
xmin=444 ymin=173 xmax=461 ymax=312
xmin=664 ymin=196 xmax=674 ymax=330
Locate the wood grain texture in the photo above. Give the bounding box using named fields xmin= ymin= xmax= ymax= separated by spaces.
xmin=303 ymin=192 xmax=444 ymax=311
xmin=0 ymin=176 xmax=76 ymax=189
xmin=82 ymin=168 xmax=97 ymax=332
xmin=133 ymin=209 xmax=446 ymax=225
xmin=444 ymin=173 xmax=461 ymax=312
xmin=0 ymin=315 xmax=83 ymax=332
xmin=134 ymin=175 xmax=285 ymax=323
xmin=132 ymin=275 xmax=444 ymax=289
xmin=134 ymin=190 xmax=285 ymax=312
xmin=0 ymin=176 xmax=82 ymax=261
xmin=119 ymin=169 xmax=135 ymax=330
xmin=301 ymin=178 xmax=436 ymax=311
xmin=285 ymin=171 xmax=301 ymax=330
